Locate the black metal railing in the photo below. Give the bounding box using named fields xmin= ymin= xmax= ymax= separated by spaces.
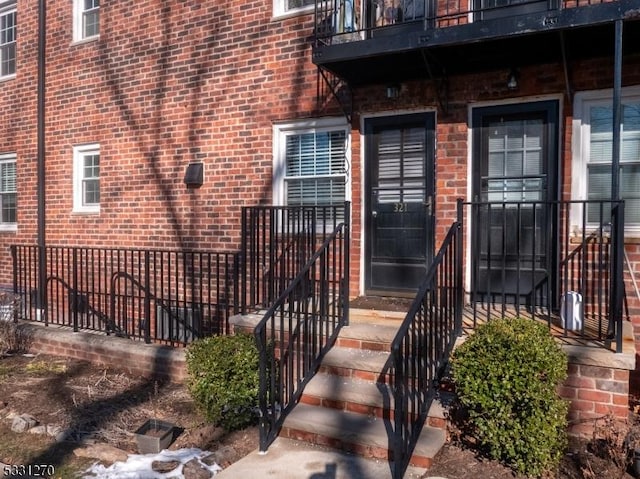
xmin=386 ymin=202 xmax=463 ymax=479
xmin=464 ymin=199 xmax=625 ymax=352
xmin=314 ymin=0 xmax=615 ymax=45
xmin=241 ymin=203 xmax=349 ymax=314
xmin=254 ymin=204 xmax=350 ymax=452
xmin=11 ymin=245 xmax=238 ymax=345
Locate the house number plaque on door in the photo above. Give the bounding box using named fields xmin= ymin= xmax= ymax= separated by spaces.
xmin=394 ymin=203 xmax=407 ymax=212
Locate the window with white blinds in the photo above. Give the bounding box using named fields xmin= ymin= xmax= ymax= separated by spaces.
xmin=587 ymin=103 xmax=640 ymax=225
xmin=274 ymin=119 xmax=349 ymax=220
xmin=0 ymin=154 xmax=16 ymax=228
xmin=376 ymin=127 xmax=426 ymax=203
xmin=573 ymin=89 xmax=640 ymax=233
xmin=284 ymin=130 xmax=346 ymax=207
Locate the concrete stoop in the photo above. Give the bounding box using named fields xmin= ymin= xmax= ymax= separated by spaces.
xmin=279 ymin=314 xmax=448 ymax=470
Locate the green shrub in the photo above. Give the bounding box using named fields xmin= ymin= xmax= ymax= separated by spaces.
xmin=450 ymin=318 xmax=568 ymax=477
xmin=185 ymin=333 xmax=260 ymax=431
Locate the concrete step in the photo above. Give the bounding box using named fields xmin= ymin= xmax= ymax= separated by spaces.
xmin=281 ymin=403 xmax=446 ymax=468
xmin=300 ymin=371 xmax=394 ymax=418
xmin=335 ymin=319 xmax=401 ymax=351
xmin=318 ymin=344 xmax=391 ymax=381
xmin=300 ymin=371 xmax=453 ymax=428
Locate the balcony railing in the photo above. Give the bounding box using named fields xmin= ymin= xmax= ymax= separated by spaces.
xmin=315 ymin=0 xmax=620 ymax=45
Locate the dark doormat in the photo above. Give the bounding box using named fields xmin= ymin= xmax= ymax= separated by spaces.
xmin=349 ymin=295 xmax=414 ymax=312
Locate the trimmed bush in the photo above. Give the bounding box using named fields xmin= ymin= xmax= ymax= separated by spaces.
xmin=185 ymin=333 xmax=260 ymax=431
xmin=450 ymin=318 xmax=568 ymax=477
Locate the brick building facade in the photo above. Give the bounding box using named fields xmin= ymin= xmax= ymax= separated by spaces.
xmin=0 ymin=0 xmax=639 ymax=382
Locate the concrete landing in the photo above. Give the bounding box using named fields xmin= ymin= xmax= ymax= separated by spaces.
xmin=214 ymin=437 xmax=427 ymax=479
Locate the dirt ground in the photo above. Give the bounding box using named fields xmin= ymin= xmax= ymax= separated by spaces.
xmin=425 ymin=407 xmax=640 ymax=479
xmin=0 ymin=353 xmax=258 ymax=478
xmin=1 ymin=352 xmax=640 ymax=479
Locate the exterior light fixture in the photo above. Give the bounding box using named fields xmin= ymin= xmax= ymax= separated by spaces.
xmin=386 ymin=84 xmax=401 ymax=99
xmin=184 ymin=162 xmax=204 ymax=188
xmin=507 ymin=69 xmax=519 ymax=90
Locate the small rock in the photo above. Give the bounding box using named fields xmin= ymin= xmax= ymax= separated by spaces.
xmin=183 ymin=458 xmax=213 ymax=479
xmin=54 ymin=430 xmax=70 ymax=443
xmin=74 ymin=444 xmax=129 ymax=463
xmin=151 ymin=460 xmax=181 ymax=473
xmin=5 ymin=410 xmax=18 ymax=420
xmin=206 ymin=445 xmax=237 ymax=466
xmin=29 ymin=425 xmax=47 ymax=435
xmin=46 ymin=424 xmax=63 ymax=437
xmin=11 ymin=414 xmax=38 ymax=432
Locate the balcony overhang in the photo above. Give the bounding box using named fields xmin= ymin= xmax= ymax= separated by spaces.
xmin=312 ymin=0 xmax=640 ymax=87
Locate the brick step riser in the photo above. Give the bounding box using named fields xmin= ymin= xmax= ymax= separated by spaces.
xmin=335 ymin=337 xmax=392 ymax=352
xmin=280 ymin=425 xmax=435 ymax=469
xmin=299 ymin=386 xmax=447 ymax=422
xmin=298 ymin=393 xmax=448 ymax=431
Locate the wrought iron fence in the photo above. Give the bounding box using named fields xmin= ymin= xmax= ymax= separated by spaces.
xmin=11 ymin=245 xmax=238 ymax=346
xmin=254 ymin=203 xmax=350 ymax=452
xmin=385 ymin=203 xmax=463 ymax=479
xmin=464 ymin=199 xmax=625 ymax=351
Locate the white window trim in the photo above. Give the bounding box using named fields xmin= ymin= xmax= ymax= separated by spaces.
xmin=571 ymin=86 xmax=640 ymax=236
xmin=272 ymin=0 xmax=315 ymax=20
xmin=72 ymin=0 xmax=99 ymax=43
xmin=0 ymin=152 xmax=16 ymax=232
xmin=272 ymin=117 xmax=351 ymax=208
xmin=73 ymin=143 xmax=100 ymax=214
xmin=0 ymin=2 xmax=16 ymax=81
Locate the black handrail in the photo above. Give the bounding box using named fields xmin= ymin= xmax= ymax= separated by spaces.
xmin=254 ymin=203 xmax=350 ymax=452
xmin=386 ymin=201 xmax=463 ymax=479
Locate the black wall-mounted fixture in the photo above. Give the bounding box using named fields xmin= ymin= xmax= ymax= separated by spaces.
xmin=184 ymin=162 xmax=204 ymax=188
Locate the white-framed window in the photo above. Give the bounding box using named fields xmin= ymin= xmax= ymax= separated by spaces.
xmin=273 ymin=0 xmax=315 ymax=19
xmin=0 ymin=2 xmax=16 ymax=79
xmin=0 ymin=153 xmax=16 ymax=230
xmin=73 ymin=144 xmax=100 ymax=214
xmin=572 ymin=87 xmax=640 ymax=235
xmin=73 ymin=0 xmax=99 ymax=42
xmin=273 ymin=118 xmax=350 ymax=222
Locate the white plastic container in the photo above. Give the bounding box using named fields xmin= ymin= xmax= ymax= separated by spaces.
xmin=560 ymin=291 xmax=583 ymax=332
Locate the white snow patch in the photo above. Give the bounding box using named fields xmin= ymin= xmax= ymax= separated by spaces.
xmin=83 ymin=448 xmax=222 ymax=479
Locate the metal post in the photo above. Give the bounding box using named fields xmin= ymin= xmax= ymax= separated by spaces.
xmin=343 ymin=201 xmax=350 ymax=327
xmin=455 ymin=199 xmax=463 ymax=335
xmin=611 ymin=19 xmax=623 ymax=202
xmin=608 ymin=20 xmax=623 ymax=348
xmin=37 ymin=0 xmax=47 ymax=325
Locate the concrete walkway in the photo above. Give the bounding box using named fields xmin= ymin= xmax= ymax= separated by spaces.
xmin=214 ymin=437 xmax=431 ymax=479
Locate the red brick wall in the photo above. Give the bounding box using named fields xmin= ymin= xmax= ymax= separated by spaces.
xmin=0 ymin=1 xmax=639 ymax=343
xmin=24 ymin=322 xmax=187 ymax=382
xmin=560 ymin=363 xmax=630 ymax=437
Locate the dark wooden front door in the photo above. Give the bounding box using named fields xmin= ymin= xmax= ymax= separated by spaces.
xmin=472 ymin=101 xmax=559 ymax=301
xmin=365 ymin=113 xmax=436 ymax=294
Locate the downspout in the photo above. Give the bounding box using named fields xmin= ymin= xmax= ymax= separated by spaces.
xmin=37 ymin=0 xmax=47 ymax=324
